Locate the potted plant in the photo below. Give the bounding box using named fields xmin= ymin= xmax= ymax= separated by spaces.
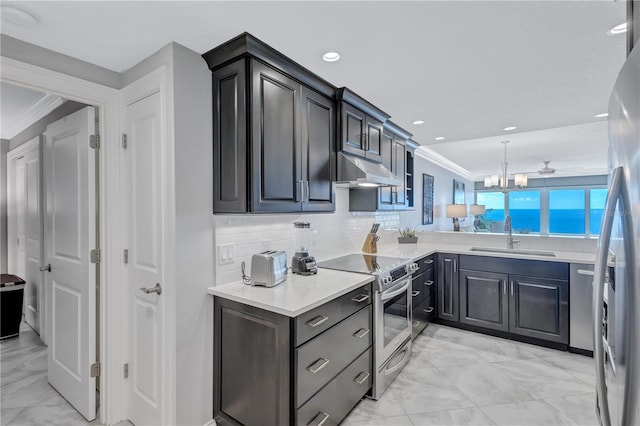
xmin=398 ymin=227 xmax=418 ymax=244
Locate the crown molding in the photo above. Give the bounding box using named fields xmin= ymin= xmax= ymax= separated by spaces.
xmin=2 ymin=92 xmax=64 ymax=139
xmin=414 ymin=145 xmax=474 ymax=181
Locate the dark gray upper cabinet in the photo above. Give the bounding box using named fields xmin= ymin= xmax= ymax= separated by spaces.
xmin=205 ymin=33 xmax=336 ymax=213
xmin=348 ymin=121 xmax=414 ymax=212
xmin=338 ymin=88 xmax=389 ymax=163
xmin=437 ymin=253 xmax=459 ymax=322
xmin=459 ymin=269 xmax=509 ymax=332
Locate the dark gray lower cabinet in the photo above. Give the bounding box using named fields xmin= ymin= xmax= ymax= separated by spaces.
xmin=412 ymin=255 xmax=435 ymax=338
xmin=509 ymin=275 xmax=569 ymax=344
xmin=459 ymin=269 xmax=509 ymax=332
xmin=214 ymin=283 xmax=372 ymax=426
xmin=437 ymin=253 xmax=459 ymax=322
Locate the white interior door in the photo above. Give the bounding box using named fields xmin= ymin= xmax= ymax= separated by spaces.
xmin=7 ymin=138 xmax=42 ymax=336
xmin=44 ymin=106 xmax=97 ymax=421
xmin=125 ymin=90 xmax=164 ymax=426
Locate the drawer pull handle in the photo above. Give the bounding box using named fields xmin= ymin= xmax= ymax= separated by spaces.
xmin=413 ymin=320 xmax=421 ymax=327
xmin=353 ymin=328 xmax=370 ymax=339
xmin=306 ymin=315 xmax=329 ymax=327
xmin=411 ymin=290 xmax=420 ymax=297
xmin=354 ymin=371 xmax=370 ymax=385
xmin=351 ymin=294 xmax=370 ymax=303
xmin=307 ymin=412 xmax=330 ymax=426
xmin=307 ymin=358 xmax=330 ymax=373
xmin=424 ymin=307 xmax=434 ymax=313
xmin=424 ymin=280 xmax=434 ymax=286
xmin=424 ymin=259 xmax=434 ymax=264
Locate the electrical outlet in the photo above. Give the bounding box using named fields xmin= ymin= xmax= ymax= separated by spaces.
xmin=218 ymin=244 xmax=235 ymax=265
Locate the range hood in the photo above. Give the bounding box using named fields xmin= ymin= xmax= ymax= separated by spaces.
xmin=337 ymin=153 xmax=402 ymax=187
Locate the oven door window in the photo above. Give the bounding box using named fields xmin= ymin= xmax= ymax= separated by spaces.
xmin=383 ymin=288 xmax=409 ymax=347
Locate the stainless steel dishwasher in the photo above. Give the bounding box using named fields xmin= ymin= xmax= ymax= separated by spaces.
xmin=569 ymin=263 xmax=595 ymax=353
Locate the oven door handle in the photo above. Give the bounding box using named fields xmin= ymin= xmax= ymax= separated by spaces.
xmin=380 ymin=278 xmax=411 ymax=302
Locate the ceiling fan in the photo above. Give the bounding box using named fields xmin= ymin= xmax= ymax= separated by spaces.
xmin=538 ymin=161 xmax=556 ymax=175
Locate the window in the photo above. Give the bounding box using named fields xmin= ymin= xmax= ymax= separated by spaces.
xmin=590 ymin=188 xmax=607 ymax=235
xmin=549 ymin=189 xmax=585 ymax=234
xmin=508 ymin=191 xmax=541 ymax=233
xmin=476 ymin=191 xmax=504 ymax=231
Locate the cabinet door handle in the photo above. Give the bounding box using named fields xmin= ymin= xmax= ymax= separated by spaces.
xmin=354 ymin=371 xmax=370 ymax=385
xmin=307 ymin=412 xmax=330 ymax=426
xmin=424 ymin=307 xmax=434 ymax=313
xmin=307 ymin=358 xmax=330 ymax=374
xmin=424 ymin=259 xmax=434 ymax=264
xmin=503 ymin=281 xmax=506 ymax=295
xmin=304 ymin=180 xmax=310 ymax=204
xmin=424 ymin=280 xmax=434 ymax=286
xmin=510 ymin=281 xmax=514 ymax=296
xmin=411 ymin=290 xmax=420 ymax=297
xmin=453 ymin=259 xmax=457 ymax=273
xmin=351 ymin=294 xmax=369 ymax=303
xmin=353 ymin=328 xmax=370 ymax=339
xmin=305 ymin=315 xmax=329 ymax=327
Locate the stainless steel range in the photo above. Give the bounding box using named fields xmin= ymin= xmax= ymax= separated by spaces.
xmin=318 ymin=254 xmax=417 ymax=399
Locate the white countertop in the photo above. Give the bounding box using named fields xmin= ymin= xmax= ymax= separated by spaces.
xmin=209 ymin=239 xmax=596 ymax=317
xmin=372 ymin=241 xmax=597 ymax=265
xmin=207 ymin=269 xmax=374 ymax=317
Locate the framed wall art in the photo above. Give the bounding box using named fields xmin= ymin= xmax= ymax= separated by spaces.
xmin=422 ymin=174 xmax=434 ymax=225
xmin=453 ymin=179 xmax=465 ymax=204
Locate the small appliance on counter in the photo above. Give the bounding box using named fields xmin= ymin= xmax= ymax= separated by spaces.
xmin=291 ymin=221 xmax=317 ymax=275
xmin=249 ymin=250 xmax=288 ymax=287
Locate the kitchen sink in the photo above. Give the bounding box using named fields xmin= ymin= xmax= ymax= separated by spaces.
xmin=469 ymin=247 xmax=556 ymax=257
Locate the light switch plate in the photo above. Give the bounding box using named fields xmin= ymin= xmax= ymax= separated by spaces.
xmin=218 ymin=244 xmax=235 ymax=265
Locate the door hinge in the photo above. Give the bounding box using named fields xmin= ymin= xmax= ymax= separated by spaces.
xmin=90 ymin=362 xmax=100 ymax=378
xmin=122 ymin=133 xmax=127 ymax=149
xmin=123 ymin=249 xmax=129 ymax=264
xmin=89 ymin=134 xmax=100 ymax=150
xmin=123 ymin=363 xmax=129 ymax=378
xmin=90 ymin=248 xmax=101 ymax=264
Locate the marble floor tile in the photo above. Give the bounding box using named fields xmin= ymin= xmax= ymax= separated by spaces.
xmin=0 ymin=371 xmax=50 ymax=409
xmin=479 ymin=400 xmax=575 ymax=426
xmin=347 ymin=393 xmax=406 ymax=423
xmin=409 ymin=407 xmax=495 ymax=426
xmin=6 ymin=404 xmax=89 ymax=426
xmin=342 ymin=414 xmax=414 ymax=426
xmin=544 ymin=393 xmax=600 ymax=426
xmin=386 ymin=365 xmax=476 ymax=414
xmin=1 ymin=408 xmax=24 ymax=425
xmin=539 ymin=354 xmax=596 ymax=386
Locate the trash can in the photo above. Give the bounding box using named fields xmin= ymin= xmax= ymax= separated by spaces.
xmin=1 ymin=274 xmax=26 ymax=339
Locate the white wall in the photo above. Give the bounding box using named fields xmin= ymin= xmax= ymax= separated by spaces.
xmin=399 ymin=152 xmax=475 ymax=232
xmin=0 ymin=139 xmax=8 ymax=272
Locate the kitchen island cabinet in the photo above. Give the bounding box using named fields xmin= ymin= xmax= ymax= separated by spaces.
xmin=210 ymin=274 xmax=373 ymax=426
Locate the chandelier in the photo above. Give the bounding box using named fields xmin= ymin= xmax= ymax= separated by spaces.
xmin=483 ymin=141 xmax=528 ymax=193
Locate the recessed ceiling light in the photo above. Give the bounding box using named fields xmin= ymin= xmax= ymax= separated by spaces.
xmin=503 ymin=126 xmax=517 ymax=131
xmin=434 ymin=136 xmax=445 ymax=141
xmin=594 ymin=113 xmax=609 ymax=118
xmin=608 ymin=22 xmax=627 ymax=35
xmin=412 ymin=120 xmax=424 ymax=125
xmin=322 ymin=51 xmax=340 ymax=62
xmin=0 ymin=4 xmax=38 ymax=28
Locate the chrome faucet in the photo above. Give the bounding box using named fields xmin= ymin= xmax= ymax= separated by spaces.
xmin=504 ymin=215 xmax=520 ymax=249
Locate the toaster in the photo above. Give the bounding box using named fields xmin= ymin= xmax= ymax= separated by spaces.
xmin=251 ymin=250 xmax=288 ymax=287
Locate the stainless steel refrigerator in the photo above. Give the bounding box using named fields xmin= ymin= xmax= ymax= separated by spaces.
xmin=593 ymin=42 xmax=640 ymax=426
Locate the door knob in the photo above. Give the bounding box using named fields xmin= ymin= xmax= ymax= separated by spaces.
xmin=139 ymin=283 xmax=162 ymax=295
xmin=39 ymin=263 xmax=51 ymax=272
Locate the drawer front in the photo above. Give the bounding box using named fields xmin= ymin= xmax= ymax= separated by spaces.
xmin=415 ymin=254 xmax=435 ymax=277
xmin=414 ymin=296 xmax=435 ymax=325
xmin=296 ymin=306 xmax=372 ymax=407
xmin=296 ymin=283 xmax=372 ymax=346
xmin=297 ymin=349 xmax=371 ymax=426
xmin=411 ymin=276 xmax=426 ymax=308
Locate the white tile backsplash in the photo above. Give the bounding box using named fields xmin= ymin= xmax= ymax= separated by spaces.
xmin=213 ymin=187 xmax=400 ymax=285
